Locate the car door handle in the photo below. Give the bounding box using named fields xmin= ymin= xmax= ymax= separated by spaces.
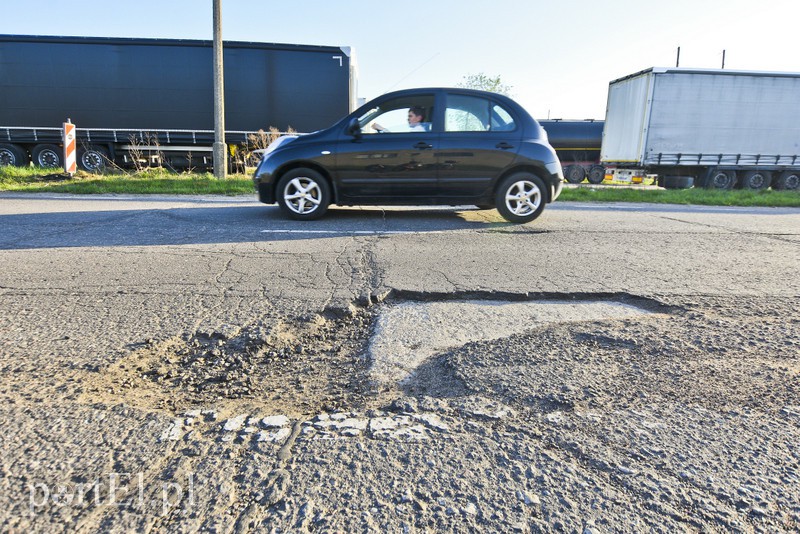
xmin=496 ymin=142 xmax=515 ymax=150
xmin=413 ymin=142 xmax=433 ymax=150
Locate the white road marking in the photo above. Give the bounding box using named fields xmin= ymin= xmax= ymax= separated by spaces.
xmin=260 ymin=229 xmax=447 ymax=235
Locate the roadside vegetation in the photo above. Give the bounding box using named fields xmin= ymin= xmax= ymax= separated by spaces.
xmin=0 ymin=166 xmax=253 ymax=195
xmin=559 ymin=184 xmax=800 ymax=208
xmin=1 ymin=165 xmax=798 ymax=207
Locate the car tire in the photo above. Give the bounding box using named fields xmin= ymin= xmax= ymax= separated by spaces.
xmin=32 ymin=144 xmax=63 ymax=168
xmin=78 ymin=146 xmax=110 ymax=173
xmin=276 ymin=168 xmax=331 ymax=220
xmin=587 ymin=165 xmax=605 ymax=184
xmin=564 ymin=165 xmax=586 ymax=184
xmin=772 ymin=171 xmax=799 ymax=191
xmin=0 ymin=143 xmax=28 ymax=167
xmin=494 ymin=172 xmax=546 ymax=224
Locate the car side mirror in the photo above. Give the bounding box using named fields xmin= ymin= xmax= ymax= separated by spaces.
xmin=346 ymin=117 xmax=362 ymax=139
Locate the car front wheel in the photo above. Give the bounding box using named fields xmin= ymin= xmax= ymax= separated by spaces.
xmin=495 ymin=173 xmax=546 ymax=223
xmin=276 ymin=168 xmax=331 ymax=220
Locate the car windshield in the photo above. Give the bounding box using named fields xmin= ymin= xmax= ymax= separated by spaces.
xmin=357 ymin=106 xmax=381 ymax=125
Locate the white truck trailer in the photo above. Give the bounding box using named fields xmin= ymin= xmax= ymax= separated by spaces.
xmin=600 ymin=67 xmax=800 ymax=190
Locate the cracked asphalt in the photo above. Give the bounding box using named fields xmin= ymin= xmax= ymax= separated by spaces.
xmin=0 ymin=193 xmax=799 ymax=532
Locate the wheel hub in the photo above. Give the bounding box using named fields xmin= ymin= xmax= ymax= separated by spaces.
xmin=505 ymin=180 xmax=541 ymax=216
xmin=284 ymin=177 xmax=322 ymax=215
xmin=38 ymin=150 xmax=59 ymax=167
xmin=712 ymin=173 xmax=730 ymax=188
xmin=82 ymin=152 xmax=104 ymax=171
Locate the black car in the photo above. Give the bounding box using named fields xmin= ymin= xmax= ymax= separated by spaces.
xmin=253 ymin=88 xmax=563 ymax=223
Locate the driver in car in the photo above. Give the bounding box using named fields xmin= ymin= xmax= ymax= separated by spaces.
xmin=372 ymin=106 xmax=427 ymax=133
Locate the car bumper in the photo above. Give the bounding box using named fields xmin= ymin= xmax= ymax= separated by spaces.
xmin=253 ymin=155 xmax=277 ymax=204
xmin=545 ymin=160 xmax=564 ymax=201
xmin=552 ymin=179 xmax=563 ymax=201
xmin=257 ymin=180 xmax=275 ymax=204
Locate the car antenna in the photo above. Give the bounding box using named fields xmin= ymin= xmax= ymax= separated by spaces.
xmin=382 ymin=53 xmax=440 ymax=93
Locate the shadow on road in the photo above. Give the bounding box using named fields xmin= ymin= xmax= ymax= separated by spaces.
xmin=0 ymin=202 xmax=517 ymax=250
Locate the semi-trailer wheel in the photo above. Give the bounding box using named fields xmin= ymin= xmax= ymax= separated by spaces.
xmin=706 ymin=169 xmax=737 ymax=189
xmin=0 ymin=143 xmax=28 ymax=167
xmin=587 ymin=165 xmax=605 ymax=184
xmin=78 ymin=146 xmax=110 ymax=173
xmin=32 ymin=144 xmax=63 ymax=168
xmin=773 ymin=171 xmax=799 ymax=191
xmin=740 ymin=170 xmax=772 ymax=190
xmin=564 ymin=165 xmax=586 ymax=184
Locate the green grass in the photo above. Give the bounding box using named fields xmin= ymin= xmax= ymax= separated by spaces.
xmin=2 ymin=166 xmax=799 ymax=207
xmin=558 ymin=185 xmax=800 ymax=207
xmin=0 ymin=166 xmax=254 ymax=195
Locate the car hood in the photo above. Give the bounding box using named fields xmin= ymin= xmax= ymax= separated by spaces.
xmin=262 ymin=134 xmax=300 ymax=156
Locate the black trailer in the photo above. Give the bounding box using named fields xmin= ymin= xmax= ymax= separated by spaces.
xmin=539 ymin=119 xmax=605 ymax=184
xmin=0 ymin=35 xmax=356 ymax=171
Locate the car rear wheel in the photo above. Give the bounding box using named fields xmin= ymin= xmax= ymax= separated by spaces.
xmin=495 ymin=172 xmax=546 ymax=224
xmin=276 ymin=168 xmax=331 ymax=220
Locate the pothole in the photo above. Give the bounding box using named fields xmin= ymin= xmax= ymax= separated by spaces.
xmin=80 ymin=293 xmax=664 ymax=417
xmin=369 ymin=299 xmax=657 ymax=389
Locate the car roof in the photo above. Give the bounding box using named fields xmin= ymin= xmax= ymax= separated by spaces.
xmin=372 ymin=87 xmax=529 ymax=117
xmin=380 ymin=87 xmax=512 ymax=100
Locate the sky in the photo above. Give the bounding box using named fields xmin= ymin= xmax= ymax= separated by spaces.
xmin=1 ymin=0 xmax=798 ymax=120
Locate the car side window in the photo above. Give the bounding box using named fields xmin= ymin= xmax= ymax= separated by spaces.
xmin=445 ymin=95 xmax=517 ymax=132
xmin=446 ymin=95 xmax=489 ymax=132
xmin=357 ymin=95 xmax=435 ymax=134
xmin=491 ymin=103 xmax=516 ymax=131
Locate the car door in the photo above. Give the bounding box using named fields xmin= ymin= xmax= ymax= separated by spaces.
xmin=437 ymin=92 xmax=522 ymax=200
xmin=335 ymin=93 xmax=439 ymax=203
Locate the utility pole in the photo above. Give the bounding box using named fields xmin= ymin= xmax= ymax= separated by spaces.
xmin=212 ymin=0 xmax=226 ymax=179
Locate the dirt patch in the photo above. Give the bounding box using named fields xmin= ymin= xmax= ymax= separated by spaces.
xmin=80 ymin=310 xmax=374 ymax=417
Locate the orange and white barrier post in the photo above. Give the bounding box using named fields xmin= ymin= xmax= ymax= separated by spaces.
xmin=63 ymin=120 xmax=77 ymax=175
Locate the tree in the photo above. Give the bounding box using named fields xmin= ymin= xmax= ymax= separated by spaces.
xmin=457 ymin=73 xmax=513 ymax=96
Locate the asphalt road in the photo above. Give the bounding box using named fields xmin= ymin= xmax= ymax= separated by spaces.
xmin=1 ymin=193 xmax=799 ymax=532
xmin=2 ymin=193 xmax=797 ymax=300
